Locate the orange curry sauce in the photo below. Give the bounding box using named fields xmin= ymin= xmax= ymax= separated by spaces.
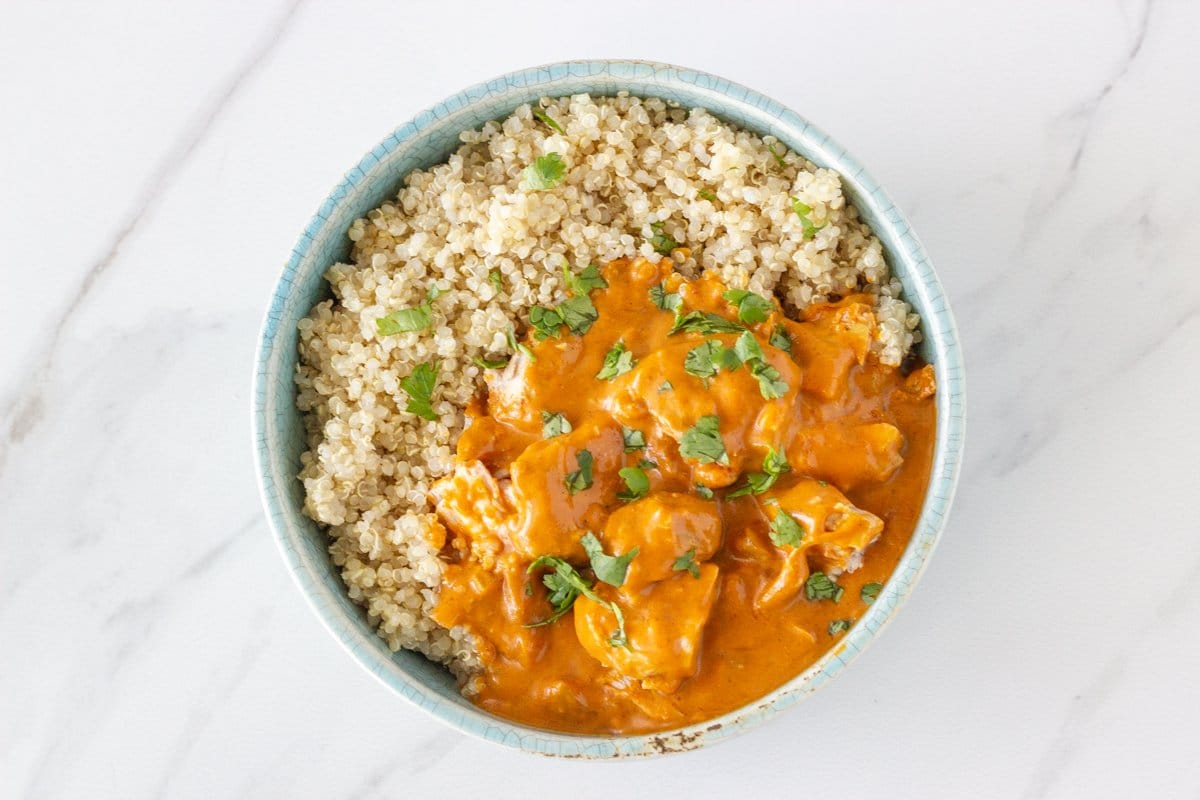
xmin=427 ymin=257 xmax=936 ymax=734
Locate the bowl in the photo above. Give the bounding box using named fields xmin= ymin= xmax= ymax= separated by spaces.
xmin=252 ymin=60 xmax=965 ymax=758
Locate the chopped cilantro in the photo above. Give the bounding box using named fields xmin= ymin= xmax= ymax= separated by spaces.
xmin=727 ymin=448 xmax=791 ymax=497
xmin=790 ymin=197 xmax=825 ymax=240
xmin=767 ymin=141 xmax=788 ymax=168
xmin=659 ymin=380 xmax=673 ymax=392
xmin=683 ymin=340 xmax=728 ymax=380
xmin=637 ymin=458 xmax=657 ymax=470
xmin=749 ymin=359 xmax=788 ymax=399
xmin=723 ymin=289 xmax=774 ymax=325
xmin=523 ymin=152 xmax=566 ymax=190
xmin=557 ymin=294 xmax=598 ymax=335
xmin=622 ymin=426 xmax=646 ymax=452
xmin=861 ymin=582 xmax=883 ymax=604
xmin=531 ymin=105 xmax=565 ymax=135
xmin=376 ymin=286 xmax=443 ymax=336
xmin=648 ymin=221 xmax=678 ymax=255
xmin=596 ymin=340 xmax=635 ymax=381
xmin=581 ymin=532 xmax=639 ymax=587
xmin=680 ymin=415 xmax=728 ymax=465
xmin=617 ymin=466 xmax=650 ymax=502
xmin=768 ymin=509 xmax=805 ymax=547
xmin=828 ymin=619 xmax=852 ymax=636
xmin=733 ymin=330 xmax=765 ymax=363
xmin=805 ymin=572 xmax=844 ymax=603
xmin=668 ymin=310 xmax=746 ymax=336
xmin=506 ymin=325 xmax=534 ymax=361
xmin=770 ymin=325 xmax=792 ymax=353
xmin=562 ymin=262 xmax=608 ymax=295
xmin=673 ymin=548 xmax=701 ymax=578
xmin=489 ymin=269 xmax=503 ymax=294
xmin=649 ymin=283 xmax=683 ymax=313
xmin=694 ymin=484 xmax=715 ymax=500
xmin=473 ymin=355 xmax=509 ymax=369
xmin=541 ymin=411 xmax=572 ymax=439
xmin=399 ymin=362 xmax=439 ymax=421
xmin=564 ymin=449 xmax=594 ymax=494
xmin=525 ymin=555 xmax=628 ymax=647
xmin=697 ymin=189 xmax=718 ymax=202
xmin=529 ymin=305 xmax=565 ymax=339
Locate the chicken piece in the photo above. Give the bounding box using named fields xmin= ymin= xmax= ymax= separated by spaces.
xmin=902 ymin=363 xmax=937 ymax=399
xmin=786 ymin=297 xmax=875 ymax=401
xmin=483 ymin=349 xmax=540 ymax=431
xmin=432 ymin=554 xmax=542 ymax=666
xmin=601 ymin=492 xmax=723 ymax=589
xmin=788 ymin=421 xmax=905 ymax=489
xmin=428 ymin=460 xmax=512 ymax=562
xmin=574 ymin=564 xmax=720 ymax=691
xmin=505 ymin=419 xmax=624 ymax=561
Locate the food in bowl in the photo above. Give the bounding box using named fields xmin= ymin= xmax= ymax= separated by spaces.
xmin=294 ymin=94 xmax=932 ymax=735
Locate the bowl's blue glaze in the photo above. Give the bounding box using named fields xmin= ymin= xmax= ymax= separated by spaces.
xmin=252 ymin=60 xmax=965 ymax=758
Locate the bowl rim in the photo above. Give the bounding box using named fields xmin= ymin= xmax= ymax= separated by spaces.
xmin=252 ymin=59 xmax=965 ymax=758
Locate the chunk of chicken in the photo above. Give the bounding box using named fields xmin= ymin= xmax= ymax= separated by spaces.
xmin=574 ymin=564 xmax=720 ymax=691
xmin=601 ymin=492 xmax=723 ymax=589
xmin=754 ymin=479 xmax=884 ymax=611
xmin=786 ymin=297 xmax=875 ymax=400
xmin=505 ymin=419 xmax=624 ymax=561
xmin=428 ymin=460 xmax=512 ymax=563
xmin=788 ymin=421 xmax=905 ymax=489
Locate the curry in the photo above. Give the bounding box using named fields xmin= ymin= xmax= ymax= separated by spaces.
xmin=426 ymin=257 xmax=936 ymax=735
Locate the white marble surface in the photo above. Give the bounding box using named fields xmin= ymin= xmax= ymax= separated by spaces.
xmin=2 ymin=0 xmax=1198 ymax=797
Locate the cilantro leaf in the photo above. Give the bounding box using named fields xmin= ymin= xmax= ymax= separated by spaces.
xmin=563 ymin=262 xmax=608 ymax=295
xmin=649 ymin=283 xmax=683 ymax=313
xmin=727 ymin=448 xmax=792 ymax=497
xmin=638 ymin=458 xmax=657 ymax=470
xmin=659 ymin=380 xmax=673 ymax=392
xmin=596 ymin=340 xmax=635 ymax=381
xmin=648 ymin=221 xmax=678 ymax=255
xmin=684 ymin=340 xmax=725 ymax=380
xmin=680 ymin=415 xmax=728 ymax=465
xmin=668 ymin=311 xmax=746 ymax=336
xmin=697 ymin=189 xmax=718 ymax=202
xmin=749 ymin=359 xmax=788 ymax=399
xmin=805 ymin=571 xmax=844 ymax=603
xmin=525 ymin=556 xmax=628 ymax=647
xmin=767 ymin=141 xmax=788 ymax=168
xmin=828 ymin=619 xmax=852 ymax=636
xmin=723 ymin=289 xmax=774 ymax=325
xmin=733 ymin=330 xmax=765 ymax=363
xmin=790 ymin=197 xmax=826 ymax=240
xmin=474 ymin=355 xmax=509 ymax=369
xmin=489 ymin=269 xmax=503 ymax=293
xmin=768 ymin=509 xmax=805 ymax=546
xmin=622 ymin=426 xmax=646 ymax=452
xmin=531 ymin=105 xmax=565 ymax=135
xmin=541 ymin=411 xmax=572 ymax=438
xmin=581 ymin=532 xmax=639 ymax=587
xmin=557 ymin=294 xmax=598 ymax=335
xmin=523 ymin=152 xmax=566 ymax=190
xmin=529 ymin=305 xmax=564 ymax=339
xmin=673 ymin=548 xmax=700 ymax=578
xmin=617 ymin=466 xmax=650 ymax=502
xmin=376 ymin=285 xmax=444 ymax=336
xmin=564 ymin=449 xmax=594 ymax=494
xmin=694 ymin=484 xmax=714 ymax=499
xmin=861 ymin=582 xmax=883 ymax=604
xmin=506 ymin=325 xmax=535 ymax=361
xmin=399 ymin=362 xmax=439 ymax=421
xmin=770 ymin=325 xmax=792 ymax=353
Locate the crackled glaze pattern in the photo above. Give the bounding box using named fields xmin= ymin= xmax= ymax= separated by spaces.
xmin=252 ymin=60 xmax=965 ymax=758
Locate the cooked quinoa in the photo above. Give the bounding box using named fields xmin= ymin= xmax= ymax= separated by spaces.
xmin=295 ymin=94 xmax=921 ymax=682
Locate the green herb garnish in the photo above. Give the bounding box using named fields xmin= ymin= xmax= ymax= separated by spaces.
xmin=659 ymin=380 xmax=673 ymax=392
xmin=805 ymin=572 xmax=844 ymax=603
xmin=861 ymin=583 xmax=883 ymax=604
xmin=531 ymin=105 xmax=565 ymax=135
xmin=524 ymin=555 xmax=628 ymax=647
xmin=529 ymin=305 xmax=565 ymax=340
xmin=506 ymin=325 xmax=535 ymax=361
xmin=617 ymin=466 xmax=650 ymax=502
xmin=563 ymin=262 xmax=608 ymax=295
xmin=697 ymin=189 xmax=718 ymax=202
xmin=558 ymin=295 xmax=598 ymax=335
xmin=489 ymin=269 xmax=503 ymax=294
xmin=683 ymin=340 xmax=731 ymax=380
xmin=596 ymin=340 xmax=635 ymax=381
xmin=668 ymin=310 xmax=746 ymax=336
xmin=564 ymin=449 xmax=594 ymax=494
xmin=673 ymin=548 xmax=700 ymax=578
xmin=767 ymin=142 xmax=788 ymax=168
xmin=680 ymin=415 xmax=728 ymax=465
xmin=622 ymin=426 xmax=646 ymax=452
xmin=649 ymin=283 xmax=683 ymax=313
xmin=523 ymin=152 xmax=566 ymax=190
xmin=749 ymin=359 xmax=788 ymax=399
xmin=474 ymin=355 xmax=509 ymax=369
xmin=648 ymin=221 xmax=678 ymax=255
xmin=541 ymin=411 xmax=572 ymax=438
xmin=580 ymin=532 xmax=639 ymax=587
xmin=733 ymin=330 xmax=765 ymax=363
xmin=789 ymin=197 xmax=825 ymax=240
xmin=723 ymin=289 xmax=773 ymax=325
xmin=694 ymin=484 xmax=714 ymax=499
xmin=638 ymin=458 xmax=657 ymax=470
xmin=728 ymin=448 xmax=791 ymax=497
xmin=399 ymin=361 xmax=439 ymax=421
xmin=376 ymin=286 xmax=443 ymax=335
xmin=770 ymin=325 xmax=792 ymax=353
xmin=768 ymin=509 xmax=805 ymax=547
xmin=828 ymin=619 xmax=852 ymax=636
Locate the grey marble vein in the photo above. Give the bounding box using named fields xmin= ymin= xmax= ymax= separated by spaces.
xmin=0 ymin=0 xmax=306 ymax=479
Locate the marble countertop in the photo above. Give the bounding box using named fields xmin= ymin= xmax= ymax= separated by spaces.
xmin=3 ymin=1 xmax=1198 ymax=797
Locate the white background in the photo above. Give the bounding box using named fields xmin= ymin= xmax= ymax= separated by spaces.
xmin=2 ymin=1 xmax=1198 ymax=797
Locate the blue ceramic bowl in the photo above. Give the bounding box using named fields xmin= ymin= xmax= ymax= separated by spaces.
xmin=252 ymin=60 xmax=965 ymax=758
